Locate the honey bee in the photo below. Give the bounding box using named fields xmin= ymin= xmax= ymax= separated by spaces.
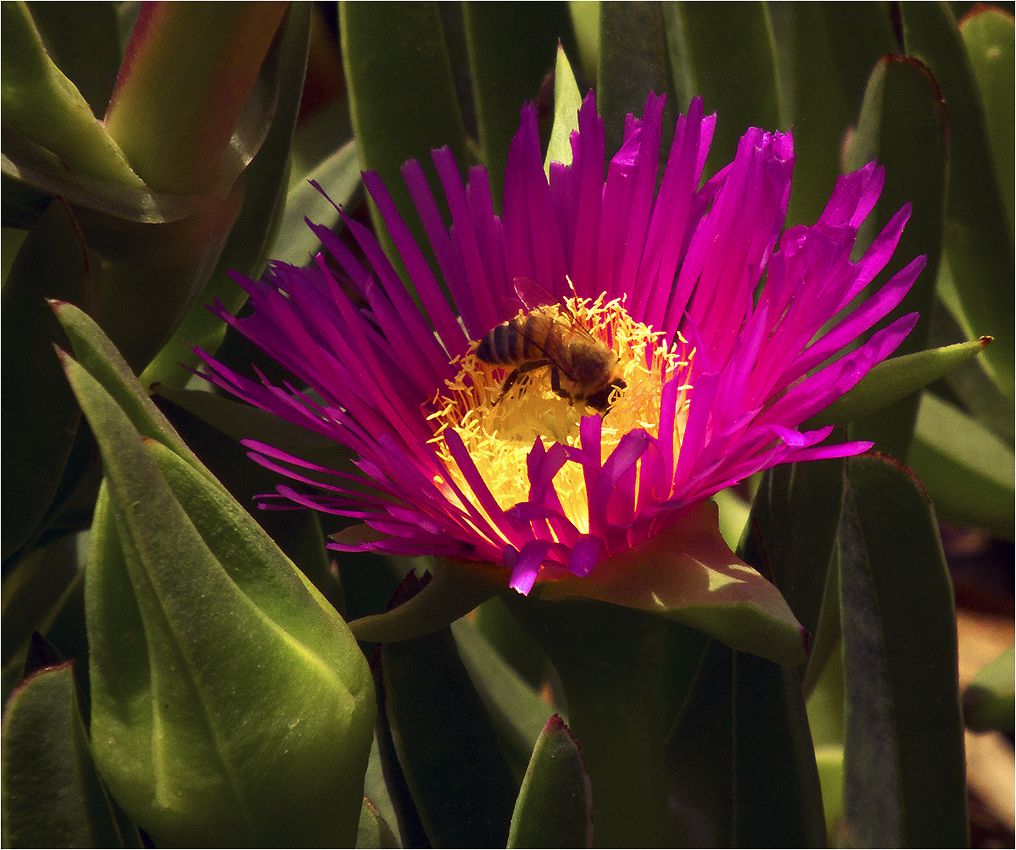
xmin=476 ymin=278 xmax=627 ymax=412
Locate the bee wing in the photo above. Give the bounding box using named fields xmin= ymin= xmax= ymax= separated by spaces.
xmin=513 ymin=276 xmax=558 ymax=312
xmin=514 ymin=276 xmax=597 ymax=342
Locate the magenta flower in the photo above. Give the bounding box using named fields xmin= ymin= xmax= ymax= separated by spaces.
xmin=199 ymin=93 xmax=922 ymax=604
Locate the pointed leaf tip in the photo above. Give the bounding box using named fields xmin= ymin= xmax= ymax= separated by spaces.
xmin=508 ymin=713 xmax=593 ymax=849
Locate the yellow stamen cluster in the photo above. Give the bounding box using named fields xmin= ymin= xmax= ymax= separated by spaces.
xmin=427 ymin=293 xmax=693 ymax=533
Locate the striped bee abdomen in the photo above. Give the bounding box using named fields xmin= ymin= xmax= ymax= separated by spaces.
xmin=476 ymin=315 xmax=546 ymax=365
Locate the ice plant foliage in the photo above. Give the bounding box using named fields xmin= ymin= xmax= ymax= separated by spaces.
xmin=200 ymin=92 xmax=923 ymax=595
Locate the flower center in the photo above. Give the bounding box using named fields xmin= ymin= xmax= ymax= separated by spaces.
xmin=428 ymin=292 xmax=694 ymax=534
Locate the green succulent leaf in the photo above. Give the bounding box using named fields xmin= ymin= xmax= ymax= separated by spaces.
xmin=271 ymin=138 xmax=361 ymax=266
xmin=843 ymin=53 xmax=948 ymax=458
xmin=507 ymin=715 xmax=593 ymax=849
xmin=770 ymin=3 xmax=896 ymax=225
xmin=597 ymin=2 xmax=674 ymax=154
xmin=730 ymin=652 xmax=826 ymax=846
xmin=1 ymin=663 xmax=137 ymax=848
xmin=1 ymin=2 xmax=142 ymax=187
xmin=663 ymin=2 xmax=781 ymax=172
xmin=341 ymin=1 xmax=469 ymax=267
xmin=153 ymin=391 xmax=343 ymax=615
xmin=544 ymin=44 xmax=584 ymax=173
xmin=380 ymin=614 xmax=517 ymax=848
xmin=2 ymin=199 xmax=91 ymax=559
xmin=902 ymin=3 xmax=1014 ymax=397
xmin=666 ymin=638 xmax=735 ymax=846
xmin=141 ymin=3 xmax=313 ymax=388
xmin=810 ymin=339 xmax=989 ymax=429
xmin=154 ymin=386 xmax=353 ymax=473
xmin=509 ymin=600 xmax=706 ymax=846
xmin=473 ymin=595 xmax=552 ymax=688
xmin=839 ymin=453 xmax=968 ymax=847
xmin=463 ymin=3 xmax=570 ymax=195
xmin=25 ymin=1 xmax=120 ymax=118
xmin=567 ymin=1 xmax=599 ymax=81
xmin=738 ymin=458 xmax=845 ymax=639
xmin=356 ymin=797 xmax=401 ymax=849
xmin=908 ymin=392 xmax=1014 ymax=538
xmin=452 ymin=617 xmax=556 ymax=781
xmin=104 ymin=2 xmax=288 ymax=194
xmin=347 ymin=552 xmax=504 ymax=643
xmin=538 ymin=501 xmax=807 ymax=666
xmin=1 ymin=536 xmax=80 ymax=700
xmin=961 ymin=7 xmax=1014 ymax=229
xmin=63 ymin=349 xmax=374 ymax=846
xmin=52 ymin=301 xmax=201 ymax=467
xmin=963 ymin=647 xmax=1015 ymax=734
xmin=814 ymin=744 xmax=846 ymax=843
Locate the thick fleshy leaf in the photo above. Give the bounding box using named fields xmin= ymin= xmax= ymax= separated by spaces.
xmin=155 ymin=385 xmax=355 ymax=474
xmin=963 ymin=647 xmax=1015 ymax=734
xmin=931 ymin=303 xmax=1014 ymax=444
xmin=104 ymin=3 xmax=288 ymax=193
xmin=64 ymin=354 xmax=374 ymax=846
xmin=1 ymin=536 xmax=79 ymax=700
xmin=53 ymin=301 xmax=200 ymax=467
xmin=693 ymin=480 xmax=833 ymax=848
xmin=961 ymin=8 xmax=1014 ymax=229
xmin=79 ymin=178 xmax=244 ymax=374
xmin=371 ymin=656 xmax=428 ymax=849
xmin=567 ymin=0 xmax=599 ymax=81
xmin=380 ymin=608 xmax=517 ymax=848
xmin=839 ymin=453 xmax=968 ymax=847
xmin=340 ymin=1 xmax=468 ymax=265
xmin=141 ymin=4 xmax=313 ymax=388
xmin=663 ymin=2 xmax=780 ymax=172
xmin=810 ymin=339 xmax=989 ymax=428
xmin=714 ymin=488 xmax=750 ymax=548
xmin=348 ymin=554 xmax=503 ymax=643
xmin=2 ymin=200 xmax=90 ymax=559
xmin=738 ymin=458 xmax=845 ymax=639
xmin=671 ymin=646 xmax=826 ymax=848
xmin=538 ymin=501 xmax=807 ymax=666
xmin=1 ymin=663 xmax=134 ymax=848
xmin=902 ymin=3 xmax=1015 ymax=396
xmin=544 ymin=44 xmax=583 ymax=172
xmin=154 ymin=392 xmax=343 ymax=615
xmin=451 ymin=617 xmax=555 ymax=780
xmin=507 ymin=715 xmax=593 ymax=849
xmin=472 ymin=596 xmax=551 ymax=689
xmin=729 ymin=652 xmax=826 ymax=846
xmin=814 ymin=745 xmax=846 ymax=844
xmin=908 ymin=393 xmax=1014 ymax=538
xmin=843 ymin=54 xmax=947 ymax=457
xmin=1 ymin=3 xmax=142 ymax=187
xmin=508 ymin=600 xmax=706 ymax=846
xmin=769 ymin=3 xmax=896 ymax=224
xmin=270 ymin=138 xmax=360 ymax=265
xmin=25 ymin=1 xmax=120 ymax=117
xmin=463 ymin=3 xmax=571 ymax=196
xmin=363 ymin=740 xmax=400 ymax=844
xmin=666 ymin=639 xmax=735 ymax=846
xmin=597 ymin=2 xmax=673 ymax=153
xmin=356 ymin=797 xmax=401 ymax=849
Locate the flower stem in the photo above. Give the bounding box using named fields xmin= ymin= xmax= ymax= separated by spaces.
xmin=506 ymin=596 xmax=707 ymax=848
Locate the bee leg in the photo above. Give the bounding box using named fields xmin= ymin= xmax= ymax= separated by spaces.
xmin=549 ymin=367 xmax=570 ymax=401
xmin=494 ymin=359 xmax=552 ymax=405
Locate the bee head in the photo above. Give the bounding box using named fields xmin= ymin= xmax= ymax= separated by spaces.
xmin=587 ymin=377 xmax=627 ymax=412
